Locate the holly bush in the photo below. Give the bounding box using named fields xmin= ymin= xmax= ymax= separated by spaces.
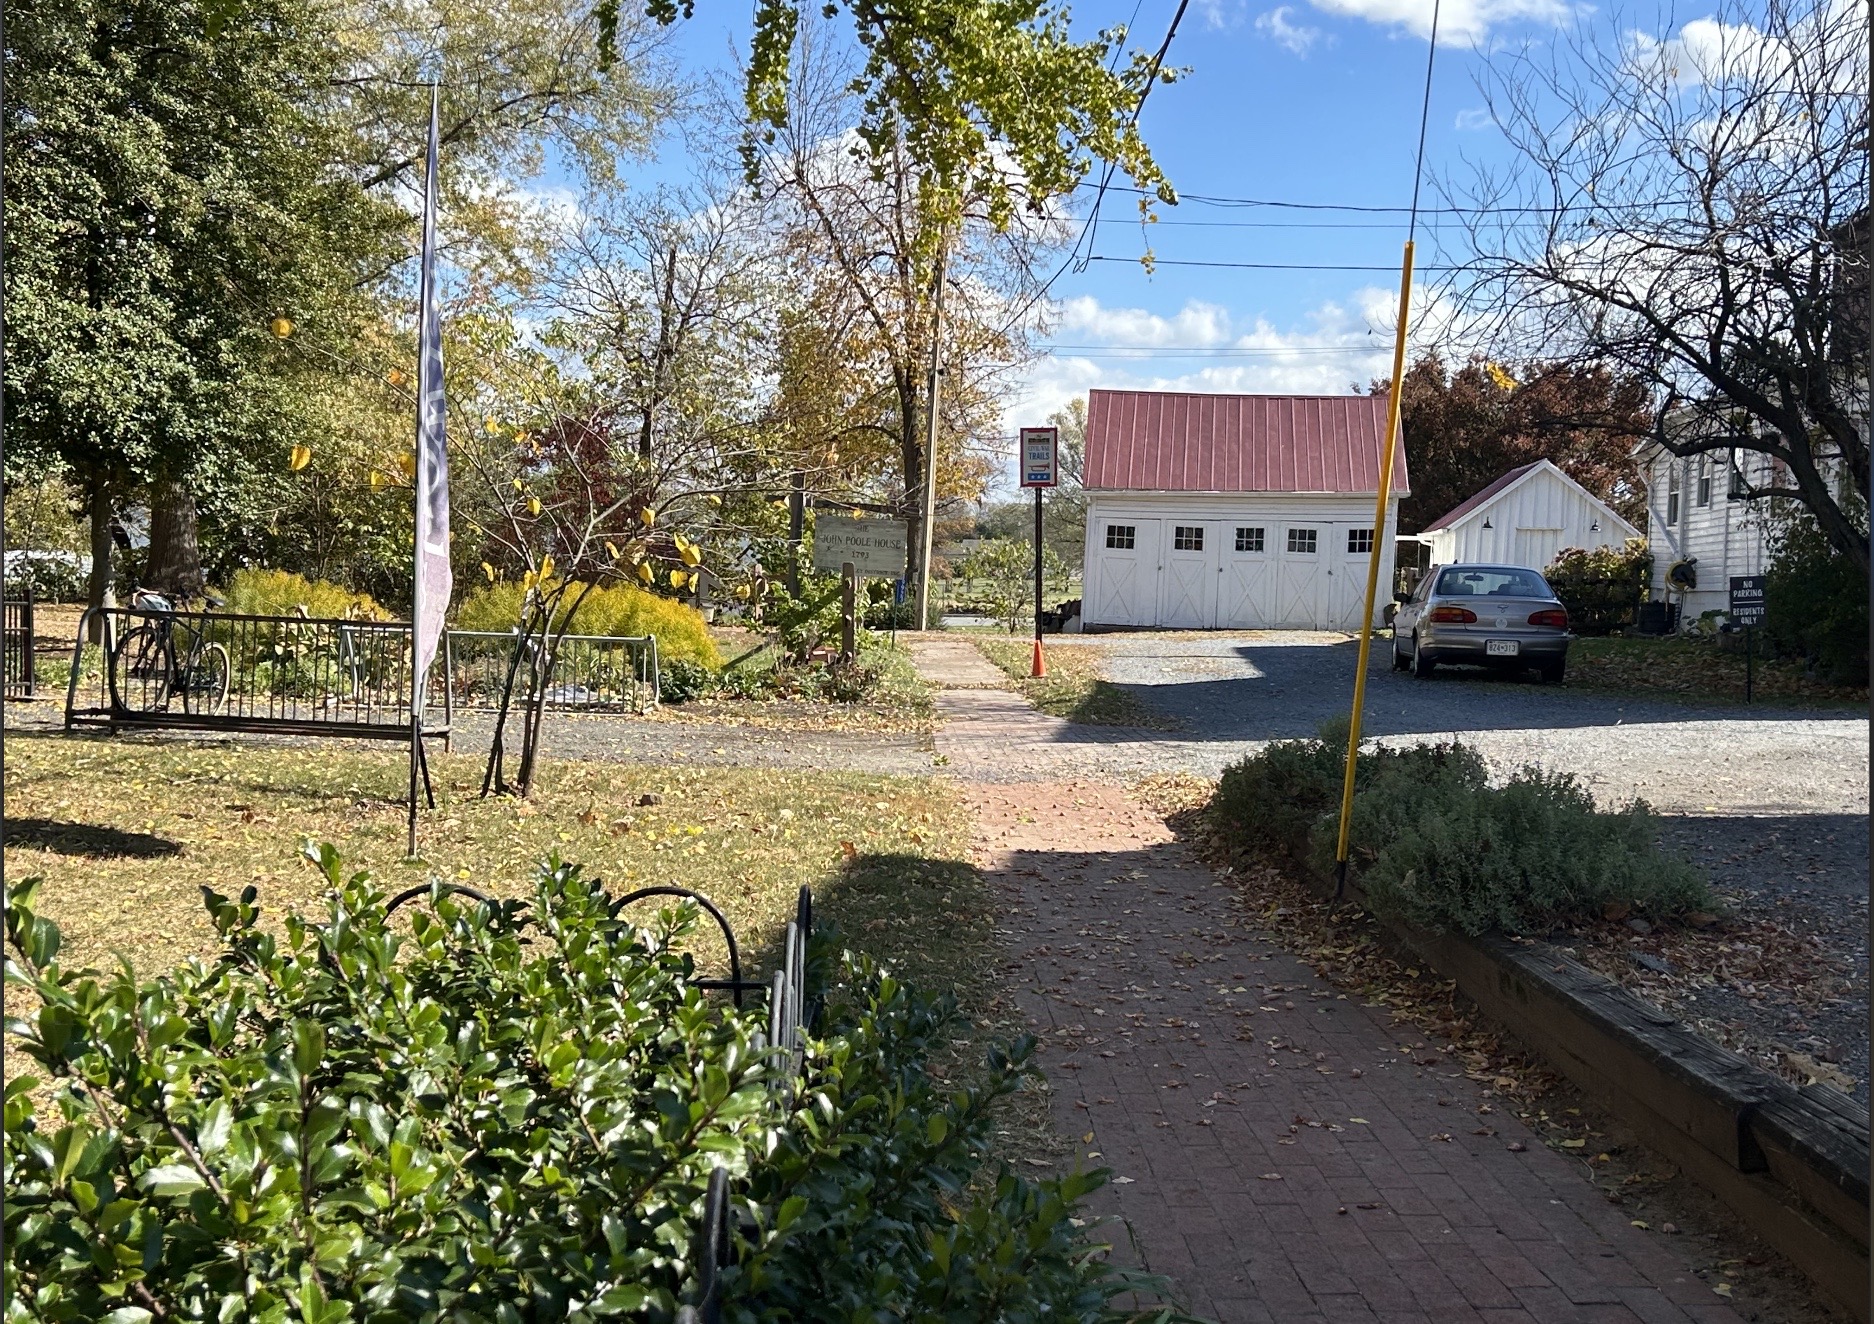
xmin=4 ymin=851 xmax=1167 ymax=1323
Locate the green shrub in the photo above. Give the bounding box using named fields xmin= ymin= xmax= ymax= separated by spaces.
xmin=456 ymin=580 xmax=721 ymax=669
xmin=1211 ymin=728 xmax=1344 ymax=864
xmin=1319 ymin=765 xmax=1709 ymax=936
xmin=218 ymin=567 xmax=386 ymax=620
xmin=659 ymin=657 xmax=717 ymax=703
xmin=1765 ymin=509 xmax=1868 ymax=685
xmin=3 ymin=852 xmax=1160 ymax=1323
xmin=1210 ymin=728 xmax=1708 ymax=936
xmin=1543 ymin=540 xmax=1650 ymax=636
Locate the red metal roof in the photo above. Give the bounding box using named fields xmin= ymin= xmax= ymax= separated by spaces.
xmin=1083 ymin=389 xmax=1409 ymax=495
xmin=1421 ymin=461 xmax=1541 ymax=532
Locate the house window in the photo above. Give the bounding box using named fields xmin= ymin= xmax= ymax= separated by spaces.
xmin=1234 ymin=526 xmax=1265 ymax=552
xmin=1666 ymin=464 xmax=1681 ymax=526
xmin=1173 ymin=525 xmax=1204 ymax=552
xmin=1728 ymin=448 xmax=1748 ymax=500
xmin=1346 ymin=528 xmax=1374 ymax=554
xmin=1104 ymin=524 xmax=1135 ymax=550
xmin=1696 ymin=455 xmax=1712 ymax=507
xmin=1286 ymin=528 xmax=1318 ymax=554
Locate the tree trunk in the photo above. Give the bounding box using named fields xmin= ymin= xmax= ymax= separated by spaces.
xmin=145 ymin=479 xmax=206 ymax=597
xmin=85 ymin=477 xmax=115 ymax=645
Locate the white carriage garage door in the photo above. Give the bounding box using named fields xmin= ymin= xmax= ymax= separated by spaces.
xmin=1087 ymin=518 xmax=1159 ymax=626
xmin=1217 ymin=522 xmax=1276 ymax=628
xmin=1158 ymin=522 xmax=1217 ymax=628
xmin=1272 ymin=523 xmax=1326 ymax=627
xmin=1327 ymin=523 xmax=1378 ymax=629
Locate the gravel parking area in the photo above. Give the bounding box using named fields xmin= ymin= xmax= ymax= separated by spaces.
xmin=921 ymin=633 xmax=1867 ymax=816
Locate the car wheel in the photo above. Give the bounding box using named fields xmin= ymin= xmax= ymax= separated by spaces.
xmin=1391 ymin=633 xmax=1408 ymax=671
xmin=1540 ymin=656 xmax=1566 ymax=685
xmin=1410 ymin=633 xmax=1436 ymax=677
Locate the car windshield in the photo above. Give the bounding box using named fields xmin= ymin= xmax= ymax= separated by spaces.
xmin=1434 ymin=567 xmax=1551 ymax=598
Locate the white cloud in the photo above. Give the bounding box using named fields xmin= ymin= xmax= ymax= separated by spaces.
xmin=1055 ymin=296 xmax=1236 ymax=348
xmin=1255 ymin=6 xmax=1326 ymax=54
xmin=1454 ymin=106 xmax=1494 ymax=131
xmin=1008 ymin=286 xmax=1483 ymax=436
xmin=1197 ymin=0 xmax=1249 ymax=30
xmin=1010 ymin=294 xmax=1390 ymax=435
xmin=1305 ymin=0 xmax=1573 ymax=43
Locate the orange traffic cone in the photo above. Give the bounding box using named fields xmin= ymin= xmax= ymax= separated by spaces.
xmin=1031 ymin=638 xmax=1047 ymax=678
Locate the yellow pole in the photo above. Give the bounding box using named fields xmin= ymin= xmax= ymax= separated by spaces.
xmin=1333 ymin=239 xmax=1415 ymax=896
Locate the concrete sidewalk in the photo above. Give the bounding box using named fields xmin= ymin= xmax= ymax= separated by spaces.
xmin=914 ymin=642 xmax=1743 ymax=1324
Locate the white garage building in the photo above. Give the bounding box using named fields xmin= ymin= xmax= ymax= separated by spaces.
xmin=1079 ymin=389 xmax=1408 ymax=630
xmin=1408 ymin=459 xmax=1641 ymax=570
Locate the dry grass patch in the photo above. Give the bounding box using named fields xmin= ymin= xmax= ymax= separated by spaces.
xmin=0 ymin=730 xmax=973 ymax=997
xmin=972 ymin=637 xmax=1176 ymax=729
xmin=1567 ymin=635 xmax=1864 ymax=708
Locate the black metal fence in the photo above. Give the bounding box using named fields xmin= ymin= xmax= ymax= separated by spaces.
xmin=447 ymin=630 xmax=659 ymax=714
xmin=64 ymin=609 xmax=662 ymax=739
xmin=4 ymin=593 xmax=34 ymax=700
xmin=66 ymin=605 xmax=446 ymax=740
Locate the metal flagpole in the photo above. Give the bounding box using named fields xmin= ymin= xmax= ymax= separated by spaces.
xmin=408 ymin=81 xmax=441 ymax=858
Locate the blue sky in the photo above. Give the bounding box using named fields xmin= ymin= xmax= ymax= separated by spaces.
xmin=611 ymin=0 xmax=1688 ymax=432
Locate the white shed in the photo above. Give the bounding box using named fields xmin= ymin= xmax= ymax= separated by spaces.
xmin=1411 ymin=460 xmax=1640 ymax=570
xmin=1079 ymin=389 xmax=1408 ymax=631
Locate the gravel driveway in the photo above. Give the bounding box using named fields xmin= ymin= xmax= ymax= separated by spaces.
xmin=1049 ymin=632 xmax=1869 ymax=815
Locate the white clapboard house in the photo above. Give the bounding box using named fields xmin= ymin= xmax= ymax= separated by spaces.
xmin=1407 ymin=460 xmax=1641 ymax=570
xmin=1635 ymin=439 xmax=1780 ymax=621
xmin=1078 ymin=389 xmax=1408 ymax=630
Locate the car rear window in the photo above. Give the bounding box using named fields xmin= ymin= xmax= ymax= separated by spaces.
xmin=1434 ymin=567 xmax=1551 ymax=598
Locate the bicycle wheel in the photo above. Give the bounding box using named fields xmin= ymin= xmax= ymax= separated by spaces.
xmin=110 ymin=625 xmax=173 ymax=713
xmin=181 ymin=642 xmax=231 ymax=716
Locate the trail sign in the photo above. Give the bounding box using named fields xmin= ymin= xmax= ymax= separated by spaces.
xmin=1729 ymin=574 xmax=1766 ymax=627
xmin=1020 ymin=427 xmax=1058 ymax=488
xmin=812 ymin=516 xmax=907 ymax=577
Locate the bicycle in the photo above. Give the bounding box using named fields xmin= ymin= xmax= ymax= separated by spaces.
xmin=109 ymin=589 xmax=231 ymax=717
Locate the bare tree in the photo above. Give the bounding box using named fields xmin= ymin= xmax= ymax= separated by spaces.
xmin=1450 ymin=0 xmax=1869 ymax=570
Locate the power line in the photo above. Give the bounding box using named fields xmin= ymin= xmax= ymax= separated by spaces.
xmin=1046 ymin=343 xmax=1377 ymax=356
xmin=1085 ymin=254 xmax=1465 ymax=272
xmin=1069 ymin=179 xmax=1733 ymax=219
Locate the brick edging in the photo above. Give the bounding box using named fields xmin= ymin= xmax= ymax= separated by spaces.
xmin=1327 ymin=874 xmax=1870 ymax=1320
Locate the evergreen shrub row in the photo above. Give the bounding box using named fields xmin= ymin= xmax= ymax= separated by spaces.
xmin=1210 ymin=726 xmax=1709 ymax=936
xmin=3 ymin=852 xmax=1152 ymax=1323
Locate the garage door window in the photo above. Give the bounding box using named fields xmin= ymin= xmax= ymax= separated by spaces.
xmin=1234 ymin=527 xmax=1265 ymax=552
xmin=1286 ymin=528 xmax=1318 ymax=554
xmin=1346 ymin=528 xmax=1373 ymax=554
xmin=1104 ymin=524 xmax=1136 ymax=550
xmin=1173 ymin=526 xmax=1204 ymax=551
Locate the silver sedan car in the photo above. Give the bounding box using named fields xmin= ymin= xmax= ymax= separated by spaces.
xmin=1387 ymin=563 xmax=1572 ymax=682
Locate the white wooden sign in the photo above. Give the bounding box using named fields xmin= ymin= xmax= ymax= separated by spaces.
xmin=812 ymin=516 xmax=908 ymax=577
xmin=1020 ymin=427 xmax=1058 ymax=488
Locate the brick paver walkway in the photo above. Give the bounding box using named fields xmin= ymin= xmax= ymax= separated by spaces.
xmin=913 ymin=641 xmax=1742 ymax=1324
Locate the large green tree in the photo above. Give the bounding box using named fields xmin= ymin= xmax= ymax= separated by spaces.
xmin=4 ymin=0 xmax=397 ymax=607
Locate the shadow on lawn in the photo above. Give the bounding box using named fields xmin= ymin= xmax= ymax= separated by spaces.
xmin=3 ymin=816 xmax=184 ymax=859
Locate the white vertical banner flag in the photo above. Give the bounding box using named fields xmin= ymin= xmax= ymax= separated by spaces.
xmin=412 ymin=83 xmax=452 ymax=693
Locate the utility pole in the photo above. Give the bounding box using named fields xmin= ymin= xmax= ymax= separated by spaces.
xmin=915 ymin=247 xmax=949 ymax=631
xmin=786 ymin=468 xmax=805 ymax=596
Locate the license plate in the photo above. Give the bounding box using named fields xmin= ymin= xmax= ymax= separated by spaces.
xmin=1486 ymin=639 xmax=1519 ymax=657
